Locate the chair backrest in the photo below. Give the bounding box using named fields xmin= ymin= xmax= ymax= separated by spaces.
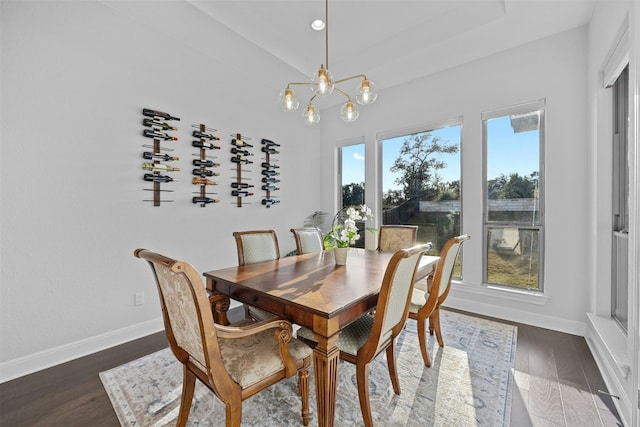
xmin=362 ymin=243 xmax=431 ymax=358
xmin=430 ymin=234 xmax=470 ymax=302
xmin=290 ymin=227 xmax=324 ymax=254
xmin=377 ymin=225 xmax=418 ymax=252
xmin=233 ymin=230 xmax=280 ymax=265
xmin=134 ymin=249 xmax=222 ymax=379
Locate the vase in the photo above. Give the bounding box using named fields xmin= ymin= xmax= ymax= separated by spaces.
xmin=333 ymin=247 xmax=349 ymax=266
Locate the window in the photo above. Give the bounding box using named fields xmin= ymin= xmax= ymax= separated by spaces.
xmin=379 ymin=119 xmax=462 ymax=267
xmin=338 ymin=141 xmax=366 ymax=248
xmin=483 ymin=101 xmax=544 ymax=291
xmin=611 ymin=65 xmax=628 ymax=332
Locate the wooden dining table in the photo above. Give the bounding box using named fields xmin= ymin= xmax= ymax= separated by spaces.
xmin=203 ymin=248 xmax=439 ymax=427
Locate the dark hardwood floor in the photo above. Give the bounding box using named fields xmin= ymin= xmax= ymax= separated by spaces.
xmin=0 ymin=308 xmax=623 ymax=426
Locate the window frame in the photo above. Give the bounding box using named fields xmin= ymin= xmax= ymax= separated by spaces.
xmin=481 ymin=100 xmax=546 ymax=292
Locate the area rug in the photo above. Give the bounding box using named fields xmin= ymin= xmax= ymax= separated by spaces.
xmin=100 ymin=310 xmax=517 ymax=426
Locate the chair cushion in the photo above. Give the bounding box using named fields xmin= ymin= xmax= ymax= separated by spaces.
xmin=408 ymin=288 xmax=428 ymax=314
xmin=296 ymin=314 xmax=375 ymax=357
xmin=219 ymin=327 xmax=312 ymax=388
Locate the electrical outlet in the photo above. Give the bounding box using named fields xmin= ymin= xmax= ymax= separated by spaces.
xmin=134 ymin=292 xmax=145 ymax=306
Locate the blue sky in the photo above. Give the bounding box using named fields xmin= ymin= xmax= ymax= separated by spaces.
xmin=342 ymin=116 xmax=539 ymax=192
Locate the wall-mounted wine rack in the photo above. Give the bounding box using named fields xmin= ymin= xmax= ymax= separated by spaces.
xmin=141 ymin=108 xmax=180 ymax=206
xmin=260 ymin=138 xmax=281 ymax=208
xmin=191 ymin=124 xmax=220 ymax=207
xmin=230 ymin=133 xmax=254 ymax=208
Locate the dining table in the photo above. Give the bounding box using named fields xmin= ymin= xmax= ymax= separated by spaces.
xmin=203 ymin=248 xmax=440 ymax=427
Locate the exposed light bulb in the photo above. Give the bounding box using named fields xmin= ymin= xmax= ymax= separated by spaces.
xmin=313 ymin=65 xmax=334 ymax=96
xmin=302 ymin=104 xmax=320 ymax=125
xmin=340 ymin=101 xmax=359 ymax=122
xmin=356 ymin=79 xmax=378 ymax=105
xmin=279 ymin=88 xmax=299 ymax=112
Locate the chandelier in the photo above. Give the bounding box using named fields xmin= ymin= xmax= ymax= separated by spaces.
xmin=279 ymin=0 xmax=378 ymax=125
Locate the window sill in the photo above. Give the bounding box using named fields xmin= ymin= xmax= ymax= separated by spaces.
xmin=451 ymin=281 xmax=550 ymax=305
xmin=586 ymin=313 xmax=631 ymax=379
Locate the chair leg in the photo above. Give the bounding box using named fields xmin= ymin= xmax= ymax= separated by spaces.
xmin=224 ymin=399 xmax=242 ymax=427
xmin=298 ymin=368 xmax=310 ymax=426
xmin=417 ymin=314 xmax=432 ymax=367
xmin=176 ymin=366 xmax=196 ymax=427
xmin=385 ymin=341 xmax=401 ymax=395
xmin=432 ymin=308 xmax=444 ymax=347
xmin=356 ymin=362 xmax=374 ymax=427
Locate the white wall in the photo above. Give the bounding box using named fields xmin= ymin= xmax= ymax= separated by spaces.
xmin=319 ymin=26 xmax=590 ymax=334
xmin=0 ymin=1 xmax=321 ymax=381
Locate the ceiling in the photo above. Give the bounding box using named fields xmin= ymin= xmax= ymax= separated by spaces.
xmin=187 ymin=0 xmax=596 ymax=101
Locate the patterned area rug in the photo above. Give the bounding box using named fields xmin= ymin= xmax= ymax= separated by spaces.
xmin=100 ymin=310 xmax=517 ymax=426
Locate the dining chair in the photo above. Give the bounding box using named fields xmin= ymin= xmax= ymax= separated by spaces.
xmin=297 ymin=243 xmax=431 ymax=427
xmin=290 ymin=227 xmax=324 ymax=254
xmin=408 ymin=234 xmax=470 ymax=367
xmin=233 ymin=229 xmax=280 ymax=321
xmin=134 ymin=248 xmax=312 ymax=427
xmin=377 ymin=224 xmax=418 ymax=252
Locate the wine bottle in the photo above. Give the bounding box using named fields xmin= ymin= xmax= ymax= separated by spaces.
xmin=192 ymin=159 xmax=220 ymax=167
xmin=262 ymin=199 xmax=280 ymax=206
xmin=192 ymin=130 xmax=220 ymax=141
xmin=143 ymin=152 xmax=179 ymax=161
xmin=261 ymin=138 xmax=280 ymax=147
xmin=261 ymin=146 xmax=280 ymax=154
xmin=231 ymin=182 xmax=254 ymax=189
xmin=231 ymin=157 xmax=253 ymax=164
xmin=231 ymin=147 xmax=253 ymax=156
xmin=142 ymin=108 xmax=180 ymax=121
xmin=261 ymin=185 xmax=280 ymax=191
xmin=192 ymin=196 xmax=220 ymax=204
xmin=143 ymin=163 xmax=180 ymax=172
xmin=261 ymin=169 xmax=280 ymax=176
xmin=232 ymin=190 xmax=254 ymax=197
xmin=192 ymin=168 xmax=218 ymax=177
xmin=262 ymin=177 xmax=281 ymax=183
xmin=261 ymin=162 xmax=279 ymax=169
xmin=143 ymin=129 xmax=177 ymax=141
xmin=192 ymin=177 xmax=216 ymax=185
xmin=142 ymin=118 xmax=177 ymax=131
xmin=144 ymin=173 xmax=176 ymax=183
xmin=192 ymin=140 xmax=220 ymax=150
xmin=231 ymin=139 xmax=253 ymax=148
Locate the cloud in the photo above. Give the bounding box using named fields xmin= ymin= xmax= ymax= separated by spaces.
xmin=353 ymin=153 xmax=365 ymax=161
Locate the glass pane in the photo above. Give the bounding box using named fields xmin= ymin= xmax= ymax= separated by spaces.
xmin=340 ymin=143 xmax=366 ymax=248
xmin=341 ymin=144 xmax=365 ymax=207
xmin=381 ymin=125 xmax=461 ymax=273
xmin=486 ymin=112 xmax=541 ymax=223
xmin=486 ymin=227 xmax=540 ymax=289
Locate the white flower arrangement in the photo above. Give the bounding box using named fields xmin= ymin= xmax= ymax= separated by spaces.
xmin=323 ymin=204 xmax=375 ymax=249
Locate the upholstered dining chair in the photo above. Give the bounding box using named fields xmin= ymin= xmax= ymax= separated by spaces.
xmin=290 ymin=227 xmax=324 ymax=254
xmin=134 ymin=248 xmax=312 ymax=427
xmin=408 ymin=234 xmax=470 ymax=367
xmin=377 ymin=225 xmax=418 ymax=252
xmin=232 ymin=229 xmax=281 ymax=321
xmin=297 ymin=243 xmax=431 ymax=427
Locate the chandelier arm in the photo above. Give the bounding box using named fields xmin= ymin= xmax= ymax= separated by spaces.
xmin=286 ymin=82 xmax=316 ymax=89
xmin=333 ymin=74 xmax=367 ymax=85
xmin=333 ymin=86 xmax=351 ymax=101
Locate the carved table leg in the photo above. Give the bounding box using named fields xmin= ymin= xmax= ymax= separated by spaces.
xmin=312 ymin=334 xmax=339 ymax=427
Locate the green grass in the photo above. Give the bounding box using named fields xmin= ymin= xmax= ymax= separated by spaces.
xmin=487 ymin=249 xmax=539 ymax=288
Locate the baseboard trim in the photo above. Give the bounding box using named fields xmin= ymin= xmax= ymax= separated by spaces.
xmin=445 ymin=295 xmax=586 ymax=336
xmin=0 ymin=317 xmax=164 ymax=384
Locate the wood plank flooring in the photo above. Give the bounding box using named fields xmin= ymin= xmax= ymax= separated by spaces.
xmin=0 ymin=308 xmax=623 ymax=426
